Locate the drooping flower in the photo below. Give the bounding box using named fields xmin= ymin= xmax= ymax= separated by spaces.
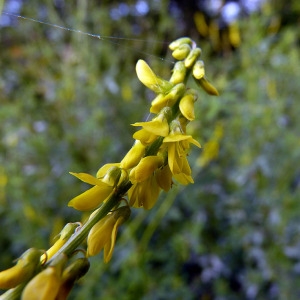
xmin=128 ymin=155 xmax=164 ymax=209
xmin=41 ymin=223 xmax=80 ymax=264
xmin=150 ymin=83 xmax=185 ymax=114
xmin=135 ymin=59 xmax=173 ymax=94
xmin=87 ymin=206 xmax=131 ymax=262
xmin=179 ymin=91 xmax=197 ymax=121
xmin=68 ymin=165 xmax=123 ymax=211
xmin=68 ymin=172 xmax=114 ymax=211
xmin=120 ymin=140 xmax=146 ymax=170
xmin=132 ymin=108 xmax=171 ymax=144
xmin=163 ymin=120 xmax=200 ymax=184
xmin=0 ymin=248 xmax=43 ymax=290
xmin=22 ymin=253 xmax=68 ymax=300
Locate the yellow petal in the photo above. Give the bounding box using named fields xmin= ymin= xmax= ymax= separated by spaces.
xmin=195 ymin=76 xmax=219 ymax=96
xmin=170 ymin=61 xmax=187 ymax=84
xmin=185 ymin=47 xmax=202 ymax=68
xmin=22 ymin=267 xmax=61 ymax=300
xmin=120 ymin=140 xmax=146 ymax=170
xmin=136 ymin=60 xmax=173 ymax=93
xmin=179 ymin=94 xmax=195 ymax=121
xmin=69 ymin=172 xmax=104 ymax=186
xmin=172 ymin=43 xmax=191 ymax=60
xmin=96 ymin=163 xmax=120 ymax=179
xmin=0 ymin=248 xmax=43 ymax=290
xmin=169 ymin=37 xmax=193 ymax=51
xmin=140 ymin=176 xmax=161 ymax=210
xmin=132 ymin=119 xmax=169 ymax=137
xmin=133 ymin=128 xmax=158 ymax=145
xmin=156 ymin=165 xmax=173 ymax=192
xmin=173 ymin=172 xmax=194 ymax=185
xmin=192 ymin=60 xmax=205 ymax=79
xmin=130 ymin=156 xmax=163 ymax=183
xmin=68 ymin=185 xmax=113 ymax=211
xmin=103 ymin=218 xmax=123 ymax=263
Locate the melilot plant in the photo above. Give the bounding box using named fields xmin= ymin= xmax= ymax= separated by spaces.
xmin=0 ymin=37 xmax=218 ymax=300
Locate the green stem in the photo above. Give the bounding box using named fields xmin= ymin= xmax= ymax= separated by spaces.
xmin=47 ymin=182 xmax=131 ymax=263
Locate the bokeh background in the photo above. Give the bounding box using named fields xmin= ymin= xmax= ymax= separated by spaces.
xmin=1 ymin=0 xmax=300 ymax=299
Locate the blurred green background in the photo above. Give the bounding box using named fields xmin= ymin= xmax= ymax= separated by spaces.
xmin=1 ymin=0 xmax=300 ymax=299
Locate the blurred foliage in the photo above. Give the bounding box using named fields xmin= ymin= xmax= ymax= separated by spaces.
xmin=1 ymin=0 xmax=300 ymax=299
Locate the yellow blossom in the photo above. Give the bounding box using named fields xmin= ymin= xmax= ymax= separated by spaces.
xmin=184 ymin=47 xmax=202 ymax=68
xmin=0 ymin=248 xmax=43 ymax=290
xmin=131 ymin=116 xmax=169 ymax=138
xmin=68 ymin=172 xmax=114 ymax=211
xmin=128 ymin=175 xmax=161 ymax=209
xmin=163 ymin=121 xmax=200 ymax=181
xmin=150 ymin=83 xmax=185 ymax=114
xmin=128 ymin=156 xmax=164 ymax=209
xmin=129 ymin=156 xmax=164 ymax=183
xmin=169 ymin=37 xmax=193 ymax=51
xmin=133 ymin=128 xmax=158 ymax=145
xmin=40 ymin=223 xmax=79 ymax=264
xmin=170 ymin=61 xmax=187 ymax=84
xmin=136 ymin=59 xmax=173 ymax=94
xmin=87 ymin=206 xmax=131 ymax=262
xmin=120 ymin=140 xmax=146 ymax=170
xmin=172 ymin=43 xmax=191 ymax=60
xmin=179 ymin=92 xmax=197 ymax=121
xmin=22 ymin=254 xmax=68 ymax=300
xmin=155 ymin=164 xmax=173 ymax=192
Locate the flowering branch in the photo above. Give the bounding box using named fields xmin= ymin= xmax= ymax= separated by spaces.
xmin=0 ymin=37 xmax=218 ymax=300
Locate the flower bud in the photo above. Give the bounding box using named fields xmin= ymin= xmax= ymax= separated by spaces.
xmin=194 ymin=76 xmax=219 ymax=96
xmin=102 ymin=166 xmax=122 ymax=186
xmin=179 ymin=91 xmax=197 ymax=121
xmin=169 ymin=37 xmax=193 ymax=51
xmin=170 ymin=61 xmax=187 ymax=84
xmin=21 ymin=253 xmax=68 ymax=300
xmin=150 ymin=83 xmax=185 ymax=113
xmin=184 ymin=47 xmax=202 ymax=68
xmin=55 ymin=258 xmax=90 ymax=300
xmin=0 ymin=248 xmax=43 ymax=290
xmin=172 ymin=43 xmax=191 ymax=60
xmin=131 ymin=108 xmax=170 ymax=137
xmin=41 ymin=223 xmax=79 ymax=264
xmin=192 ymin=60 xmax=205 ymax=79
xmin=136 ymin=60 xmax=173 ymax=93
xmin=129 ymin=156 xmax=164 ymax=183
xmin=120 ymin=140 xmax=146 ymax=170
xmin=87 ymin=206 xmax=131 ymax=262
xmin=155 ymin=164 xmax=173 ymax=192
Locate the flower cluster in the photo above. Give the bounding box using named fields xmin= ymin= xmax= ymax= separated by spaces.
xmin=0 ymin=37 xmax=218 ymax=299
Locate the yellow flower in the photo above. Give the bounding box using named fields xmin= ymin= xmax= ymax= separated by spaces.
xmin=150 ymin=83 xmax=185 ymax=114
xmin=68 ymin=172 xmax=114 ymax=211
xmin=0 ymin=248 xmax=43 ymax=290
xmin=131 ymin=116 xmax=169 ymax=138
xmin=120 ymin=140 xmax=146 ymax=170
xmin=41 ymin=223 xmax=79 ymax=264
xmin=133 ymin=128 xmax=158 ymax=145
xmin=163 ymin=120 xmax=200 ymax=184
xmin=179 ymin=92 xmax=197 ymax=121
xmin=22 ymin=254 xmax=68 ymax=300
xmin=128 ymin=156 xmax=164 ymax=209
xmin=129 ymin=156 xmax=164 ymax=183
xmin=87 ymin=206 xmax=131 ymax=262
xmin=135 ymin=59 xmax=173 ymax=94
xmin=170 ymin=61 xmax=187 ymax=84
xmin=155 ymin=164 xmax=173 ymax=192
xmin=128 ymin=175 xmax=161 ymax=210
